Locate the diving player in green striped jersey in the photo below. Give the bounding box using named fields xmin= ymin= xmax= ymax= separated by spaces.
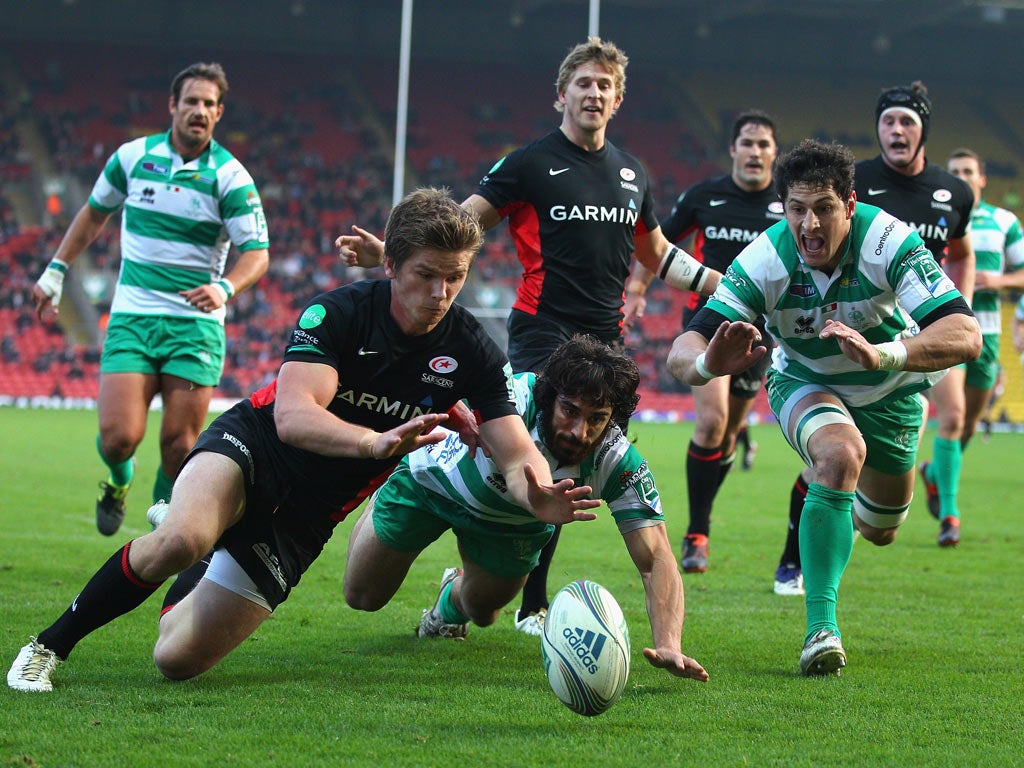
xmin=31 ymin=62 xmax=270 ymax=536
xmin=343 ymin=335 xmax=708 ymax=682
xmin=669 ymin=140 xmax=980 ymax=675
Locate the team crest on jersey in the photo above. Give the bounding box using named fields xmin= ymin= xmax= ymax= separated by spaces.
xmin=933 ymin=189 xmax=952 ymax=203
xmin=620 ymin=168 xmax=636 ymax=182
xmin=768 ymin=201 xmax=785 ymax=215
xmin=429 ymin=356 xmax=458 ymax=374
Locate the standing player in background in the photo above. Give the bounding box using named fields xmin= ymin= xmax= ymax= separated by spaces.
xmin=670 ymin=139 xmax=980 ymax=675
xmin=624 ymin=111 xmax=785 ymax=583
xmin=936 ymin=149 xmax=1024 ymax=477
xmin=343 ymin=336 xmax=708 ymax=682
xmin=31 ymin=62 xmax=270 ymax=536
xmin=770 ymin=82 xmax=975 ymax=581
xmin=338 ymin=37 xmax=722 ymax=637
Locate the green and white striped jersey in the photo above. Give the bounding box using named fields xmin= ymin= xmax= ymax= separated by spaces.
xmin=708 ymin=203 xmax=965 ymax=407
xmin=405 ymin=373 xmax=663 ymax=532
xmin=89 ymin=131 xmax=269 ymax=324
xmin=968 ymin=199 xmax=1024 ymax=335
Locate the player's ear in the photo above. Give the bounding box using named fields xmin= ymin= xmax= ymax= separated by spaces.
xmin=847 ymin=193 xmax=857 ymax=219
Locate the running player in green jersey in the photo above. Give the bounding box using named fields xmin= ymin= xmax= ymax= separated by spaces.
xmin=343 ymin=335 xmax=708 ymax=682
xmin=933 ymin=147 xmax=1024 ymax=519
xmin=668 ymin=140 xmax=980 ymax=675
xmin=31 ymin=62 xmax=270 ymax=535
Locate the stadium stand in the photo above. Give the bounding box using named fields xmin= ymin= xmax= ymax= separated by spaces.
xmin=1 ymin=43 xmax=1022 ymax=422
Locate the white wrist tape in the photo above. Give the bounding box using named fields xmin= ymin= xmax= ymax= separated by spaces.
xmin=874 ymin=340 xmax=908 ymax=371
xmin=694 ymin=352 xmax=718 ymax=381
xmin=658 ymin=246 xmax=709 ymax=292
xmin=212 ymin=278 xmax=235 ymax=303
xmin=36 ymin=259 xmax=68 ymax=304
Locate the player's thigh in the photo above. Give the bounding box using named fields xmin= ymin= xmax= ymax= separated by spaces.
xmin=768 ymin=374 xmax=862 ymax=469
xmin=97 ymin=371 xmax=160 ymax=444
xmin=928 ymin=367 xmax=967 ymax=419
xmin=154 ymin=577 xmax=270 ymax=680
xmin=159 ymin=374 xmax=214 ymax=442
xmin=343 ymin=498 xmax=423 ymax=609
xmin=459 ymin=556 xmax=528 ymax=615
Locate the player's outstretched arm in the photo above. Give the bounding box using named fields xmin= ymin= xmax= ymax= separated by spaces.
xmin=480 ymin=414 xmax=599 ymax=525
xmin=274 ymin=360 xmax=448 ymax=458
xmin=624 ymin=525 xmax=709 ymax=682
xmin=668 ymin=322 xmax=765 ymax=386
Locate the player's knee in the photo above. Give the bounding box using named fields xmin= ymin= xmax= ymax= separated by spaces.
xmin=466 ymin=607 xmax=500 ymax=627
xmin=342 ymin=582 xmax=387 ymax=612
xmin=98 ymin=430 xmax=140 ymax=463
xmin=148 ymin=529 xmax=215 ymax=575
xmin=813 ymin=438 xmax=865 ymax=485
xmin=152 ymin=637 xmax=204 ymax=681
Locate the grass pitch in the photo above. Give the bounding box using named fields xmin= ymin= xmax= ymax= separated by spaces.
xmin=1 ymin=407 xmax=1022 ymax=767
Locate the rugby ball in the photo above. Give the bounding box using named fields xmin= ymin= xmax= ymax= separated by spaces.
xmin=540 ymin=580 xmax=630 ymax=716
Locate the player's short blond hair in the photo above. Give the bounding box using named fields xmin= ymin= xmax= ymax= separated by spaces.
xmin=553 ymin=37 xmax=628 ymax=113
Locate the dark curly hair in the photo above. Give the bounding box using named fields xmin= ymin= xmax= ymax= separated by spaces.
xmin=533 ymin=335 xmax=640 ymax=427
xmin=775 ymin=139 xmax=855 ymax=204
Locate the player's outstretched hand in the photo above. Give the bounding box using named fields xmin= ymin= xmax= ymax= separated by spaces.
xmin=819 ymin=319 xmax=878 ymax=369
xmin=336 ymin=225 xmax=385 ymax=268
xmin=523 ymin=463 xmax=600 ymax=525
xmin=703 ymin=320 xmax=766 ymax=377
xmin=642 ymin=646 xmax=709 ymax=681
xmin=371 ymin=413 xmax=450 ymax=460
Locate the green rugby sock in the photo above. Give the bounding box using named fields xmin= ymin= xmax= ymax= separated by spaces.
xmin=438 ymin=579 xmax=469 ymax=625
xmin=930 ymin=437 xmax=962 ymax=519
xmin=97 ymin=434 xmax=134 ymax=487
xmin=799 ymin=483 xmax=855 ymax=643
xmin=153 ymin=467 xmax=173 ymax=504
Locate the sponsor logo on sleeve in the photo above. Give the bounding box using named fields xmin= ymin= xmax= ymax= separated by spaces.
xmin=299 ymin=303 xmax=327 ymax=329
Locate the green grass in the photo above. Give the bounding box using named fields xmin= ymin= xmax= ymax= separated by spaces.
xmin=1 ymin=407 xmax=1022 ymax=767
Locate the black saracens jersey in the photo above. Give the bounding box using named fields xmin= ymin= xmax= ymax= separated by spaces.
xmin=661 ymin=174 xmax=783 ymax=316
xmin=243 ymin=279 xmax=517 ymax=517
xmin=855 ymin=156 xmax=973 ymax=264
xmin=475 ymin=129 xmax=660 ymax=338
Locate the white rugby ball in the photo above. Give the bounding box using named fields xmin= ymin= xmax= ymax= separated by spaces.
xmin=540 ymin=579 xmax=630 ymax=716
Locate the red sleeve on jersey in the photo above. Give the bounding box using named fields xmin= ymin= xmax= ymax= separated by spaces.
xmin=507 ymin=204 xmax=544 ymax=316
xmin=249 ymin=378 xmax=278 ymax=408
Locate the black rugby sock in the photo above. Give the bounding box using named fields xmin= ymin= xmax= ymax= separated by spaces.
xmin=715 ymin=448 xmax=736 ymax=491
xmin=779 ymin=473 xmax=808 ymax=569
xmin=37 ymin=541 xmax=164 ymax=659
xmin=519 ymin=525 xmax=561 ymax=614
xmin=161 ymin=551 xmax=214 ymax=613
xmin=686 ymin=440 xmax=722 ymax=536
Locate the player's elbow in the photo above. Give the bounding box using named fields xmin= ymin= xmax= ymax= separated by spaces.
xmin=962 ymin=318 xmax=983 ymax=362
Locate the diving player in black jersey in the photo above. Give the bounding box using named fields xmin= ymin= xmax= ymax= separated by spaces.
xmin=772 ymin=82 xmax=977 ymax=589
xmin=337 ymin=38 xmax=723 ymax=637
xmin=626 ymin=111 xmax=783 ymax=580
xmin=7 ymin=189 xmax=600 ymax=692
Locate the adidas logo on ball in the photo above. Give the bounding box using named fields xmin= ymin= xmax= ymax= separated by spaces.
xmin=562 ymin=626 xmax=606 ymax=673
